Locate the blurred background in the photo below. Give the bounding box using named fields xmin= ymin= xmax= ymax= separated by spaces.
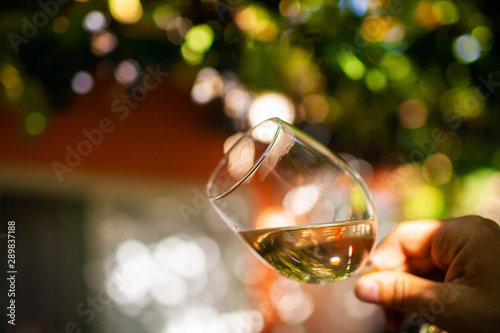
xmin=0 ymin=0 xmax=499 ymax=332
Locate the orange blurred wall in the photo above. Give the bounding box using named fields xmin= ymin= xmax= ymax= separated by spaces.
xmin=0 ymin=78 xmax=227 ymax=183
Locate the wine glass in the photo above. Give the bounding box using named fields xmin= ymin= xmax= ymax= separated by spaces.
xmin=206 ymin=117 xmax=377 ymax=284
xmin=207 ymin=117 xmax=444 ymax=332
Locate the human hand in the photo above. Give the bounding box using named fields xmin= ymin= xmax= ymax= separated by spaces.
xmin=354 ymin=215 xmax=500 ymax=332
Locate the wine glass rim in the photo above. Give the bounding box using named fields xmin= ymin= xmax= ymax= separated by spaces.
xmin=206 ymin=117 xmax=283 ymax=200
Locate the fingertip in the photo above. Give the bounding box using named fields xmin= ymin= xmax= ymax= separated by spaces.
xmin=355 ymin=277 xmax=380 ymax=303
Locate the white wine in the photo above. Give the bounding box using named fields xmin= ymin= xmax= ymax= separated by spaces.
xmin=240 ymin=220 xmax=375 ymax=284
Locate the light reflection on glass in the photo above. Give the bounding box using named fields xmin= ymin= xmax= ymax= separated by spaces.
xmin=283 ymin=184 xmax=320 ymax=215
xmin=255 ymin=207 xmax=296 ymax=230
xmin=227 ymin=135 xmax=255 ymax=180
xmin=223 ymin=132 xmax=244 ymax=154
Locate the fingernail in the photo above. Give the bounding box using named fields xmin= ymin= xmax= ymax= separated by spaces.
xmin=356 ymin=278 xmax=380 ymax=303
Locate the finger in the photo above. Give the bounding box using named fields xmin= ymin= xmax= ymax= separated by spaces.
xmin=373 ymin=220 xmax=442 ymax=271
xmin=354 ymin=271 xmax=445 ymax=314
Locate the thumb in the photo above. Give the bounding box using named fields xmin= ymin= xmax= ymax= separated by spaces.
xmin=354 ymin=271 xmax=449 ymax=314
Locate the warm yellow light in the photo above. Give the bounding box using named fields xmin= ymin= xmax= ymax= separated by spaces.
xmin=433 ymin=1 xmax=459 ymax=25
xmin=91 ymin=31 xmax=118 ymax=56
xmin=442 ymin=87 xmax=485 ymax=119
xmin=0 ymin=65 xmax=24 ymax=99
xmin=301 ymin=94 xmax=328 ymax=123
xmin=235 ymin=7 xmax=257 ymax=31
xmin=398 ymin=99 xmax=428 ymax=129
xmin=360 ymin=16 xmax=397 ymax=42
xmin=52 ymin=16 xmax=70 ymax=34
xmin=416 ymin=1 xmax=440 ymax=29
xmin=235 ymin=6 xmax=278 ymax=41
xmin=422 ymin=154 xmax=453 ymax=185
xmin=255 ymin=207 xmax=295 ymax=230
xmin=108 ymin=0 xmax=143 ymax=24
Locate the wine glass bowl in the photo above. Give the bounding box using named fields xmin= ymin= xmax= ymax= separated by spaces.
xmin=207 ymin=118 xmax=377 ymax=284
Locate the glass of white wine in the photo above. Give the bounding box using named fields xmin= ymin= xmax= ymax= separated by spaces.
xmin=206 ymin=117 xmax=377 ymax=284
xmin=208 ymin=118 xmax=444 ymax=332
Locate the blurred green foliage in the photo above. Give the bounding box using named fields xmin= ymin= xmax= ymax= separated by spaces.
xmin=1 ymin=0 xmax=499 ymax=219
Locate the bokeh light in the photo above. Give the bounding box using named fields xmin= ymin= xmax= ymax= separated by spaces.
xmin=83 ymin=11 xmax=107 ymax=32
xmin=398 ymin=99 xmax=428 ymax=129
xmin=415 ymin=1 xmax=441 ymax=29
xmin=441 ymin=87 xmax=485 ymax=119
xmin=91 ymin=31 xmax=118 ymax=56
xmin=433 ymin=1 xmax=459 ymax=25
xmin=167 ymin=17 xmax=192 ymax=45
xmin=365 ymin=68 xmax=387 ymax=92
xmin=153 ymin=4 xmax=178 ymax=30
xmin=115 ymin=59 xmax=140 ymax=85
xmin=283 ymin=184 xmax=320 ymax=215
xmin=52 ymin=16 xmax=70 ymax=34
xmin=247 ymin=92 xmax=295 ymax=127
xmin=25 ymin=112 xmax=47 ymax=136
xmin=108 ymin=0 xmax=143 ymax=24
xmin=235 ymin=5 xmax=278 ymax=41
xmin=300 ymin=94 xmax=329 ymax=123
xmin=341 ymin=0 xmax=368 ymax=17
xmin=191 ymin=67 xmax=223 ymax=104
xmin=337 ymin=52 xmax=365 ymax=80
xmin=472 ymin=26 xmax=494 ymax=51
xmin=0 ymin=65 xmax=24 ymax=99
xmin=404 ymin=184 xmax=444 ymax=219
xmin=184 ymin=24 xmax=214 ymax=54
xmin=224 ymin=87 xmax=252 ymax=119
xmin=453 ymin=34 xmax=481 ymax=64
xmin=422 ymin=153 xmax=453 ymax=185
xmin=71 ymin=71 xmax=94 ymax=94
